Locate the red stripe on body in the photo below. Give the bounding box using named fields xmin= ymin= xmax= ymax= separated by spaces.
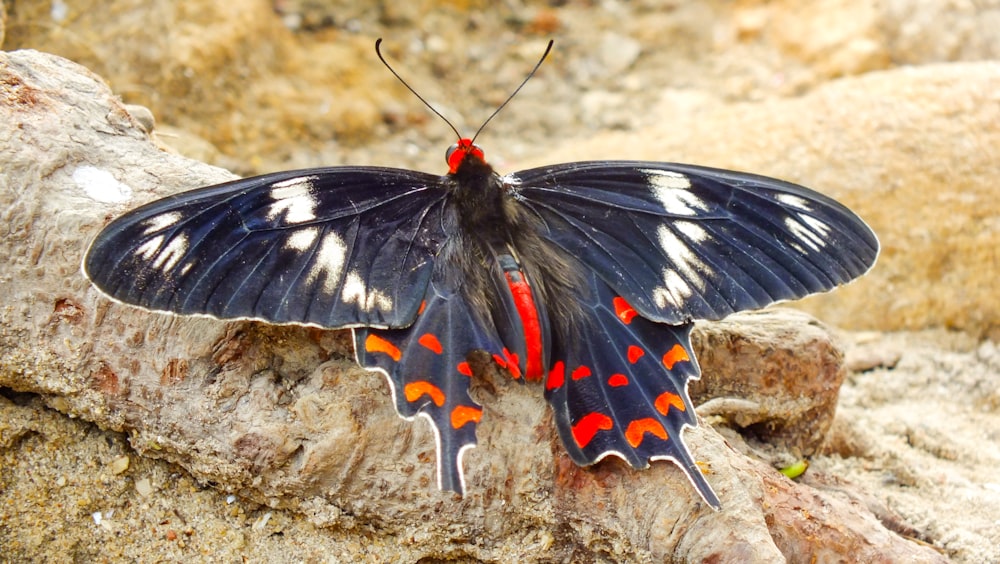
xmin=504 ymin=270 xmax=544 ymax=381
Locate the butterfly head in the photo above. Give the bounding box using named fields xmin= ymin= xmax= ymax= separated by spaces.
xmin=446 ymin=138 xmax=486 ymax=174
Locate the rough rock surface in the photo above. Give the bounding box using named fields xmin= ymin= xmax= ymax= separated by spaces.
xmin=0 ymin=50 xmax=946 ymax=562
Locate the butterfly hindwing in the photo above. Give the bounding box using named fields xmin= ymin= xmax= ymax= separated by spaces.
xmin=544 ymin=269 xmax=719 ymax=508
xmin=355 ymin=273 xmax=505 ymax=494
xmin=84 ymin=167 xmax=452 ymax=329
xmin=510 ymin=161 xmax=879 ymax=324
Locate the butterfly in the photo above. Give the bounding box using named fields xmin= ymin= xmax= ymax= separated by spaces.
xmin=82 ymin=40 xmax=878 ymax=509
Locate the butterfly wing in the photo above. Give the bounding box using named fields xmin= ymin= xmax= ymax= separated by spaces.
xmin=508 ymin=161 xmax=879 ymax=324
xmin=355 ymin=273 xmax=505 ymax=494
xmin=84 ymin=167 xmax=451 ymax=329
xmin=544 ymin=268 xmax=719 ymax=508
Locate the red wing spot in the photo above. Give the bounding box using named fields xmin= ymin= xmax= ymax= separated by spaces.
xmin=546 ymin=361 xmax=565 ymax=391
xmin=572 ymin=412 xmax=613 ymax=448
xmin=417 ymin=300 xmax=427 ymax=315
xmin=404 ymin=381 xmax=446 ymax=407
xmin=457 ymin=361 xmax=473 ymax=377
xmin=503 ymin=348 xmax=522 ymax=380
xmin=613 ymin=296 xmax=637 ymax=324
xmin=627 ymin=345 xmax=644 ymax=364
xmin=365 ymin=334 xmax=401 ymax=362
xmin=571 ymin=366 xmax=592 ymax=380
xmin=655 ymin=391 xmax=687 ymax=415
xmin=662 ymin=343 xmax=691 ymax=370
xmin=493 ymin=354 xmax=507 ymax=368
xmin=450 ymin=405 xmax=483 ymax=429
xmin=625 ymin=418 xmax=668 ymax=448
xmin=417 ymin=333 xmax=443 ymax=354
xmin=608 ymin=374 xmax=629 ymax=387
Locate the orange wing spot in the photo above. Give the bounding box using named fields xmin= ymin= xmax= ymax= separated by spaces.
xmin=662 ymin=343 xmax=691 ymax=370
xmin=418 ymin=333 xmax=443 ymax=354
xmin=571 ymin=365 xmax=592 ymax=380
xmin=572 ymin=412 xmax=614 ymax=448
xmin=404 ymin=381 xmax=445 ymax=407
xmin=627 ymin=345 xmax=644 ymax=364
xmin=417 ymin=300 xmax=427 ymax=315
xmin=625 ymin=418 xmax=668 ymax=448
xmin=493 ymin=354 xmax=507 ymax=368
xmin=457 ymin=361 xmax=473 ymax=377
xmin=546 ymin=361 xmax=565 ymax=390
xmin=608 ymin=373 xmax=629 ymax=387
xmin=503 ymin=348 xmax=522 ymax=380
xmin=613 ymin=296 xmax=637 ymax=324
xmin=365 ymin=334 xmax=401 ymax=362
xmin=450 ymin=405 xmax=483 ymax=429
xmin=655 ymin=391 xmax=687 ymax=415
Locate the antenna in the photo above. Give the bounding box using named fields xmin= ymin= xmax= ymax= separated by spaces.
xmin=375 ymin=38 xmax=554 ymax=143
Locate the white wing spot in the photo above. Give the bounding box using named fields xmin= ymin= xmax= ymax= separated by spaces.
xmin=642 ymin=169 xmax=708 ymax=216
xmin=653 ymin=270 xmax=693 ymax=309
xmin=800 ymin=214 xmax=831 ymax=237
xmin=136 ymin=235 xmax=165 ymax=260
xmin=268 ymin=176 xmax=318 ymax=223
xmin=653 ymin=225 xmax=708 ymax=308
xmin=150 ymin=234 xmax=188 ymax=272
xmin=675 ymin=221 xmax=710 ymax=243
xmin=776 ymin=194 xmax=812 ymax=211
xmin=341 ymin=271 xmax=393 ymax=312
xmin=141 ymin=212 xmax=183 ymax=235
xmin=285 ymin=227 xmax=319 ymax=252
xmin=784 ymin=217 xmax=825 ymax=252
xmin=307 ymin=232 xmax=347 ymax=294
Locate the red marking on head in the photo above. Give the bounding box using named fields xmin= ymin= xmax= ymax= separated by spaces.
xmin=608 ymin=373 xmax=629 ymax=387
xmin=404 ymin=381 xmax=445 ymax=407
xmin=572 ymin=412 xmax=613 ymax=448
xmin=662 ymin=343 xmax=691 ymax=370
xmin=418 ymin=333 xmax=443 ymax=354
xmin=571 ymin=366 xmax=592 ymax=380
xmin=365 ymin=334 xmax=401 ymax=362
xmin=447 ymin=138 xmax=486 ymax=174
xmin=418 ymin=300 xmax=427 ymax=315
xmin=546 ymin=360 xmax=565 ymax=390
xmin=613 ymin=297 xmax=637 ymax=324
xmin=450 ymin=405 xmax=483 ymax=429
xmin=625 ymin=418 xmax=668 ymax=448
xmin=655 ymin=391 xmax=686 ymax=415
xmin=457 ymin=361 xmax=473 ymax=377
xmin=627 ymin=345 xmax=644 ymax=364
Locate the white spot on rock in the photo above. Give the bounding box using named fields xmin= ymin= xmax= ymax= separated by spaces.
xmin=74 ymin=166 xmax=133 ymax=204
xmin=268 ymin=176 xmax=318 ymax=223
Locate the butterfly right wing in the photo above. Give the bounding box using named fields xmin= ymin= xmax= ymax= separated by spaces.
xmin=83 ymin=167 xmax=451 ymax=329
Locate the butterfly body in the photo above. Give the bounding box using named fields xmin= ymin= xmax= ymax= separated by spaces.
xmin=84 ymin=137 xmax=877 ymax=509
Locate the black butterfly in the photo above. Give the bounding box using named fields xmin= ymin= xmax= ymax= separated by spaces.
xmin=83 ymin=41 xmax=878 ymax=509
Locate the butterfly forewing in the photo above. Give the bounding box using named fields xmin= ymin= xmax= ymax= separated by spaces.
xmin=84 ymin=167 xmax=451 ymax=329
xmin=509 ymin=161 xmax=878 ymax=325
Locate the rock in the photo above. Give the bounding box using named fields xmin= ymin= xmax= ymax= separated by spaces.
xmin=0 ymin=49 xmax=946 ymax=561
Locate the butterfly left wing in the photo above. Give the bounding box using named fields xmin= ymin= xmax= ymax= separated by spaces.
xmin=83 ymin=167 xmax=451 ymax=329
xmin=355 ymin=272 xmax=505 ymax=495
xmin=508 ymin=161 xmax=878 ymax=324
xmin=544 ymin=268 xmax=719 ymax=508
